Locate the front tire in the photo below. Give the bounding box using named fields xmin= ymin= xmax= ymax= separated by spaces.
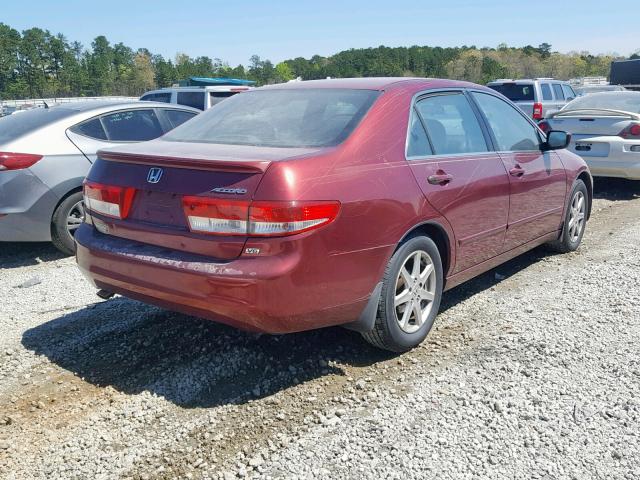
xmin=547 ymin=179 xmax=588 ymax=253
xmin=51 ymin=191 xmax=85 ymax=256
xmin=362 ymin=235 xmax=443 ymax=352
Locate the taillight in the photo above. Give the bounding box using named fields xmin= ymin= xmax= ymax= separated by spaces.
xmin=0 ymin=152 xmax=43 ymax=171
xmin=249 ymin=201 xmax=340 ymax=236
xmin=532 ymin=103 xmax=544 ymax=120
xmin=538 ymin=121 xmax=551 ymax=134
xmin=181 ymin=197 xmax=340 ymax=237
xmin=83 ymin=181 xmax=136 ymax=219
xmin=619 ymin=123 xmax=640 ymax=139
xmin=182 ymin=197 xmax=249 ymax=235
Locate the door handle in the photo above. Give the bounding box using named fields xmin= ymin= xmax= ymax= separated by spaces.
xmin=427 ymin=173 xmax=453 ymax=186
xmin=509 ymin=165 xmax=525 ymax=177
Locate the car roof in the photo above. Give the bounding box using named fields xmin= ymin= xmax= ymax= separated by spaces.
xmin=259 ymin=77 xmax=479 ymax=91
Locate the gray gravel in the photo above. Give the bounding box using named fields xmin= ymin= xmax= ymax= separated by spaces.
xmin=0 ymin=178 xmax=639 ymax=479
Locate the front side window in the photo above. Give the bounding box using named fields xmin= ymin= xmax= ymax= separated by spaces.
xmin=562 ymin=84 xmax=576 ymax=100
xmin=101 ymin=109 xmax=164 ymax=141
xmin=472 ymin=92 xmax=541 ymax=152
xmin=406 ymin=109 xmax=433 ymax=157
xmin=164 ymin=89 xmax=380 ymax=148
xmin=552 ymin=84 xmax=565 ymax=100
xmin=414 ymin=93 xmax=488 ymax=155
xmin=541 ymin=83 xmax=553 ymax=101
xmin=177 ymin=91 xmax=206 ymax=110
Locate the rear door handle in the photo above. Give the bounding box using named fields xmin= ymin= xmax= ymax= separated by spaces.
xmin=427 ymin=173 xmax=453 ymax=186
xmin=509 ymin=165 xmax=525 ymax=177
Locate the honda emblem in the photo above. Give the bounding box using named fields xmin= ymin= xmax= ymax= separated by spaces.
xmin=147 ymin=167 xmax=163 ymax=184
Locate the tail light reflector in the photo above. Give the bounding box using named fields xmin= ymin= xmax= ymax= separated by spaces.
xmin=0 ymin=152 xmax=43 ymax=171
xmin=538 ymin=121 xmax=551 ymax=134
xmin=532 ymin=103 xmax=544 ymax=120
xmin=83 ymin=181 xmax=136 ymax=219
xmin=249 ymin=201 xmax=340 ymax=236
xmin=619 ymin=123 xmax=640 ymax=139
xmin=182 ymin=197 xmax=249 ymax=235
xmin=181 ymin=197 xmax=340 ymax=237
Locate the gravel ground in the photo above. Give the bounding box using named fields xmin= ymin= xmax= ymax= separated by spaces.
xmin=0 ymin=178 xmax=639 ymax=480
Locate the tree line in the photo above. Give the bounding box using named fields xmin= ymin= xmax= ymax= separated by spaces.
xmin=0 ymin=22 xmax=636 ymax=100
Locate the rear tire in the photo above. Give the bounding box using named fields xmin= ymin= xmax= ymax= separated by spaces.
xmin=51 ymin=191 xmax=85 ymax=256
xmin=547 ymin=179 xmax=588 ymax=253
xmin=362 ymin=235 xmax=443 ymax=352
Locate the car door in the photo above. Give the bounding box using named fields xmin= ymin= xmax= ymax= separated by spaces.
xmin=66 ymin=108 xmax=166 ymax=161
xmin=406 ymin=91 xmax=511 ymax=273
xmin=470 ymin=91 xmax=567 ymax=250
xmin=551 ymin=83 xmax=566 ymax=116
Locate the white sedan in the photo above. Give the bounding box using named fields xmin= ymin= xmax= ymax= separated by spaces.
xmin=540 ymin=91 xmax=640 ymax=180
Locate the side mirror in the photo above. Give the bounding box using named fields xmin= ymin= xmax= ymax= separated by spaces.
xmin=544 ymin=130 xmax=571 ymax=151
xmin=566 ymin=96 xmax=575 ymax=102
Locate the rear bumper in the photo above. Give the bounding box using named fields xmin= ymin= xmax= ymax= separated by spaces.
xmin=0 ymin=170 xmax=58 ymax=241
xmin=570 ymin=137 xmax=640 ymax=180
xmin=75 ymin=224 xmax=387 ymax=334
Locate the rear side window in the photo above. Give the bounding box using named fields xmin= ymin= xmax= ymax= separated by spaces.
xmin=562 ymin=85 xmax=576 ymax=100
xmin=209 ymin=92 xmax=236 ymax=107
xmin=541 ymin=83 xmax=553 ymax=101
xmin=163 ymin=109 xmax=197 ymax=129
xmin=488 ymin=83 xmax=535 ymax=101
xmin=472 ymin=92 xmax=541 ymax=152
xmin=141 ymin=92 xmax=171 ymax=103
xmin=101 ymin=109 xmax=164 ymax=141
xmin=70 ymin=118 xmax=107 ymax=140
xmin=406 ymin=109 xmax=433 ymax=157
xmin=414 ymin=93 xmax=488 ymax=155
xmin=552 ymin=84 xmax=565 ymax=100
xmin=177 ymin=92 xmax=205 ymax=110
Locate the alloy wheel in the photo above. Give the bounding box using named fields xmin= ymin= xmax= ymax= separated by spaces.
xmin=66 ymin=200 xmax=85 ymax=236
xmin=394 ymin=250 xmax=436 ymax=334
xmin=567 ymin=191 xmax=586 ymax=243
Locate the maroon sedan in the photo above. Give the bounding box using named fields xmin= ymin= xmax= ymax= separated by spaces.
xmin=76 ymin=78 xmax=591 ymax=352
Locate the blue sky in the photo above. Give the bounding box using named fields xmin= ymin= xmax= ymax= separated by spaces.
xmin=2 ymin=0 xmax=636 ymax=65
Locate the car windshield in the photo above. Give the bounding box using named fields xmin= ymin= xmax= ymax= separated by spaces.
xmin=163 ymin=88 xmax=380 ymax=148
xmin=564 ymin=92 xmax=640 ymax=113
xmin=487 ymin=83 xmax=535 ymax=101
xmin=0 ymin=106 xmax=75 ymax=144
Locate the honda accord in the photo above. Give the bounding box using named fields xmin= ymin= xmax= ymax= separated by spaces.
xmin=76 ymin=78 xmax=592 ymax=352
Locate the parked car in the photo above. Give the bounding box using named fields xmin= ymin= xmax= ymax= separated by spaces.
xmin=487 ymin=79 xmax=578 ymax=120
xmin=575 ymin=85 xmax=626 ymax=96
xmin=540 ymin=91 xmax=640 ymax=180
xmin=140 ymin=78 xmax=253 ymax=111
xmin=76 ymin=78 xmax=591 ymax=352
xmin=0 ymin=101 xmax=199 ymax=255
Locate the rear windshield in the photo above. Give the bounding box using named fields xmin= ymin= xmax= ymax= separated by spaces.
xmin=163 ymin=88 xmax=380 ymax=148
xmin=565 ymin=92 xmax=640 ymax=113
xmin=0 ymin=107 xmax=74 ymax=144
xmin=488 ymin=83 xmax=535 ymax=102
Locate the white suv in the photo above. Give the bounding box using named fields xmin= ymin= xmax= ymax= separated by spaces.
xmin=140 ymin=78 xmax=253 ymax=111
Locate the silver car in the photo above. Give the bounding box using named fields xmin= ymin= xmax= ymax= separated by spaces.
xmin=541 ymin=91 xmax=640 ymax=180
xmin=487 ymin=79 xmax=578 ymax=120
xmin=0 ymin=101 xmax=198 ymax=254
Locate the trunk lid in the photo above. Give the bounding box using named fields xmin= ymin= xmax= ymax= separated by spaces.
xmin=88 ymin=140 xmax=320 ymax=260
xmin=547 ymin=109 xmax=639 ymax=136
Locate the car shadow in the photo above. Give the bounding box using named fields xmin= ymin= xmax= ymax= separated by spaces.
xmin=21 ymin=244 xmax=549 ymax=410
xmin=0 ymin=242 xmax=68 ymax=269
xmin=593 ymin=177 xmax=639 ymax=201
